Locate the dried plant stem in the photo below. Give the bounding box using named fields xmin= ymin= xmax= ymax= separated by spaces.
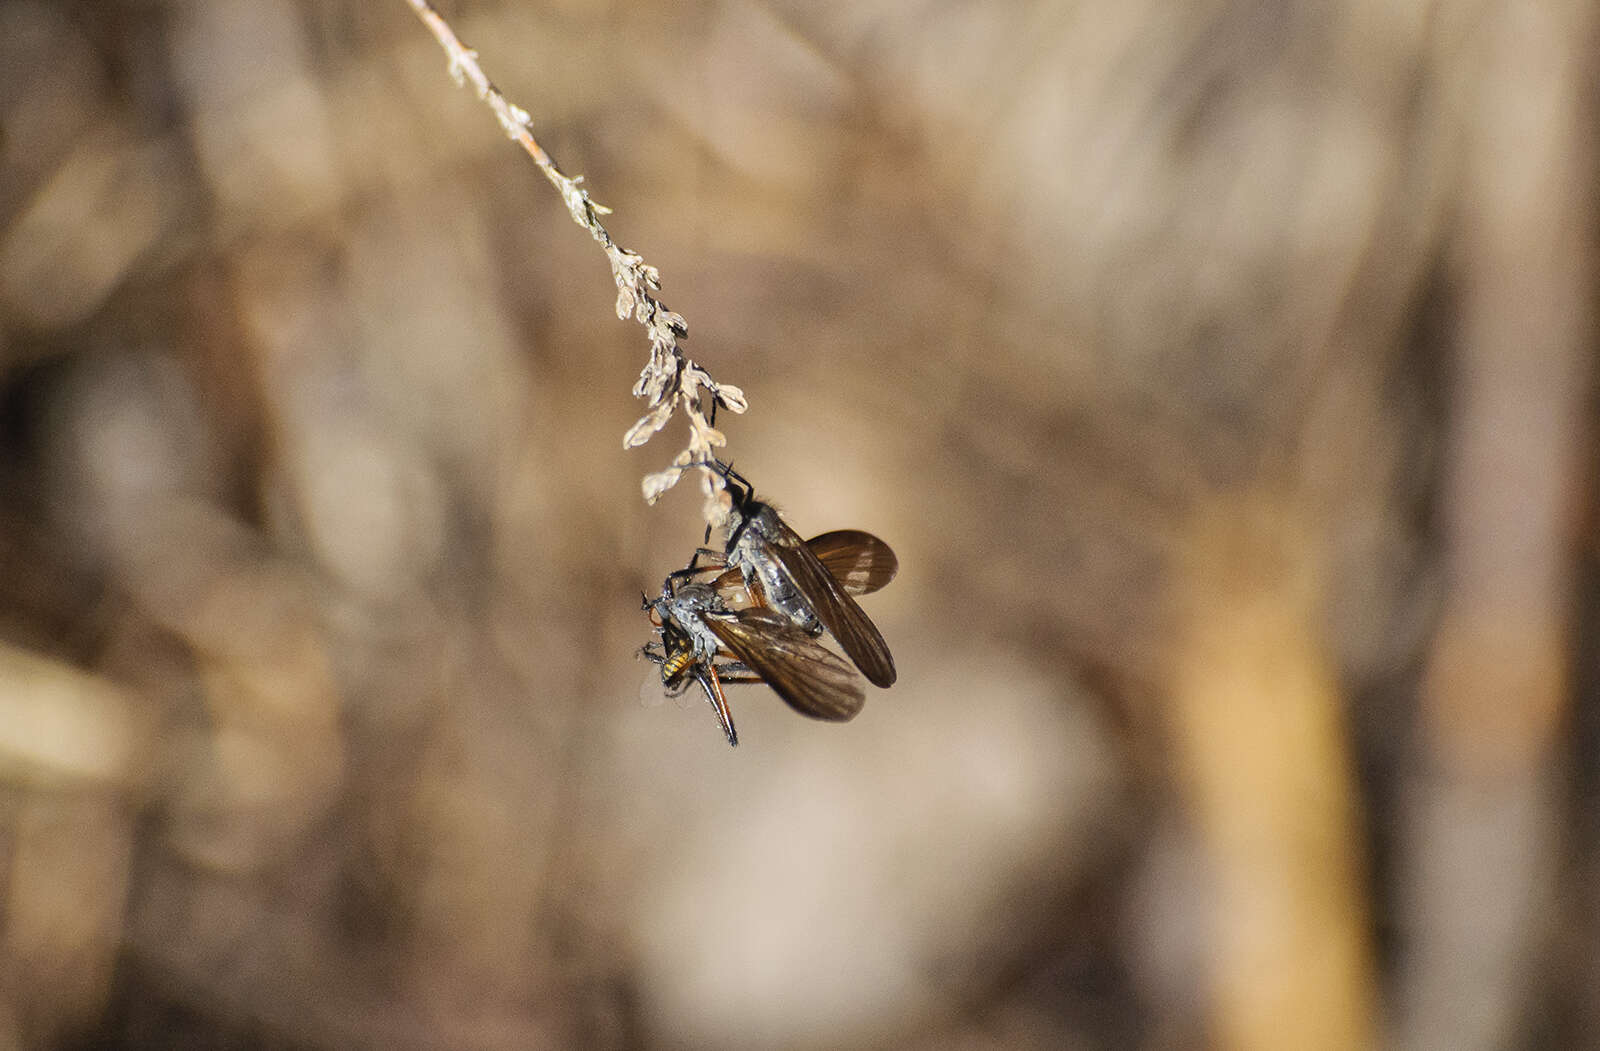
xmin=402 ymin=0 xmax=746 ymax=519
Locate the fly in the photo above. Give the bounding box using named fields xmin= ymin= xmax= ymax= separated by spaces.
xmin=643 ymin=589 xmax=742 ymax=746
xmin=712 ymin=462 xmax=898 ymax=688
xmin=643 ymin=561 xmax=865 ymax=746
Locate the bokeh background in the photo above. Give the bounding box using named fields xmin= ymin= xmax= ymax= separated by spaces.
xmin=1 ymin=0 xmax=1595 ymax=1047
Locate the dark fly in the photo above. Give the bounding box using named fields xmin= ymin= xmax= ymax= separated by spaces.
xmin=714 ymin=464 xmax=898 ymax=688
xmin=643 ymin=585 xmax=742 ymax=746
xmin=643 ymin=566 xmax=865 ymax=746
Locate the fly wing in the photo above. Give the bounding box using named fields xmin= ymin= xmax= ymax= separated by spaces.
xmin=768 ymin=529 xmax=897 ymax=688
xmin=704 ymin=610 xmax=865 ymax=722
xmin=717 ymin=530 xmax=895 ymax=609
xmin=805 ymin=530 xmax=898 ymax=595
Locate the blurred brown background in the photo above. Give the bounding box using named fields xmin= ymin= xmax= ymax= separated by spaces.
xmin=1 ymin=0 xmax=1596 ymax=1048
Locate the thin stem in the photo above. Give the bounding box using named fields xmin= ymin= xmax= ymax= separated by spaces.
xmin=401 ymin=0 xmax=747 ymax=519
xmin=402 ymin=1 xmax=558 ymax=173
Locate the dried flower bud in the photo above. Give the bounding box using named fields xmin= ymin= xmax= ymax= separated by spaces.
xmin=623 ymin=400 xmax=676 ymax=448
xmin=642 ymin=469 xmax=681 ymax=503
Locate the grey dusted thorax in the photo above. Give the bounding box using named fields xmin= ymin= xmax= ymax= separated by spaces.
xmin=656 ymin=582 xmax=727 ymax=659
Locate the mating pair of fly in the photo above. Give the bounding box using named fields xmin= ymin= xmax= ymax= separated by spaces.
xmin=642 ymin=461 xmax=898 ymax=746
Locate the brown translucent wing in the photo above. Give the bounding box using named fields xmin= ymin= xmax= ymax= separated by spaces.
xmin=712 ymin=531 xmax=896 ymax=606
xmin=804 ymin=530 xmax=898 ymax=595
xmin=767 ymin=527 xmax=897 ymax=688
xmin=704 ymin=610 xmax=865 ymax=722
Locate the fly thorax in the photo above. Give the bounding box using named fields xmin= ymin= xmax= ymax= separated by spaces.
xmin=662 ymin=584 xmax=728 ymax=659
xmin=687 ymin=617 xmax=722 ymax=659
